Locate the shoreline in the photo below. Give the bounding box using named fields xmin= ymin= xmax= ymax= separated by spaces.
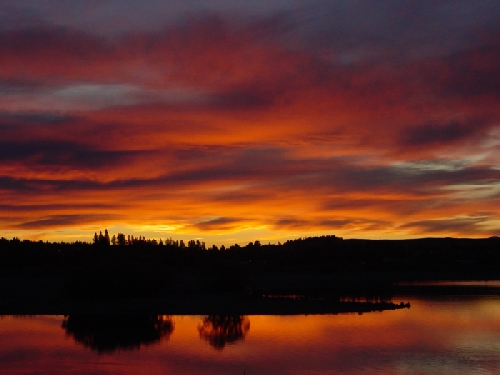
xmin=1 ymin=293 xmax=410 ymax=315
xmin=4 ymin=275 xmax=500 ymax=315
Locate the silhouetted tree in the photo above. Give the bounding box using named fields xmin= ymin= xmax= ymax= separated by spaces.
xmin=117 ymin=233 xmax=126 ymax=246
xmin=93 ymin=229 xmax=111 ymax=246
xmin=104 ymin=229 xmax=110 ymax=246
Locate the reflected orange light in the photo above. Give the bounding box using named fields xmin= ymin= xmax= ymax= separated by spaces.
xmin=3 ymin=299 xmax=500 ymax=374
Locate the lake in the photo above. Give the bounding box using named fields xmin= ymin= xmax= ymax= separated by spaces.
xmin=1 ymin=283 xmax=500 ymax=374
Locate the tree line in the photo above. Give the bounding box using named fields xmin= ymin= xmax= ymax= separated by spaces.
xmin=92 ymin=229 xmax=212 ymax=250
xmin=2 ymin=233 xmax=500 ymax=283
xmin=92 ymin=229 xmax=269 ymax=251
xmin=3 ymin=229 xmax=332 ymax=252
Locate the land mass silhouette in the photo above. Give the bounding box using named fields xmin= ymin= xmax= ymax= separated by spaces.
xmin=1 ymin=234 xmax=499 ymax=314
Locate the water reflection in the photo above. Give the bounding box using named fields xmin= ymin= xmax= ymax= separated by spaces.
xmin=198 ymin=315 xmax=250 ymax=350
xmin=61 ymin=315 xmax=174 ymax=353
xmin=1 ymin=295 xmax=500 ymax=375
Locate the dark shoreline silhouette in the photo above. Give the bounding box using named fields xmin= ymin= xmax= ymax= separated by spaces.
xmin=1 ymin=234 xmax=499 ymax=314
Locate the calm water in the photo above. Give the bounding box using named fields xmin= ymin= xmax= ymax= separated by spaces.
xmin=2 ymin=288 xmax=500 ymax=374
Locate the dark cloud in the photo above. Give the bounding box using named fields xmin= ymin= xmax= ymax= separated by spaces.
xmin=0 ymin=176 xmax=34 ymax=192
xmin=0 ymin=140 xmax=147 ymax=169
xmin=15 ymin=214 xmax=111 ymax=229
xmin=194 ymin=217 xmax=243 ymax=231
xmin=0 ymin=176 xmax=97 ymax=193
xmin=0 ymin=26 xmax=109 ymax=58
xmin=2 ymin=141 xmax=499 ymax=202
xmin=208 ymin=191 xmax=264 ymax=204
xmin=211 ymin=88 xmax=277 ymax=110
xmin=323 ymin=198 xmax=424 ymax=216
xmin=0 ymin=111 xmax=78 ymax=136
xmin=401 ymin=119 xmax=484 ymax=146
xmin=282 ymin=0 xmax=500 ymax=64
xmin=155 ymin=147 xmax=301 ymax=186
xmin=0 ymin=26 xmax=115 ymax=86
xmin=327 ymin=163 xmax=408 ymax=190
xmin=0 ymin=78 xmax=50 ymax=93
xmin=0 ymin=203 xmax=115 ymax=212
xmin=5 ymin=1 xmax=500 ymax=60
xmin=438 ymin=42 xmax=500 ymax=97
xmin=0 ymin=0 xmax=315 ymax=37
xmin=399 ymin=216 xmax=491 ymax=234
xmin=273 ymin=217 xmax=311 ymax=229
xmin=0 ymin=111 xmax=75 ymax=125
xmin=272 ymin=216 xmax=392 ymax=231
xmin=275 ymin=217 xmax=353 ymax=230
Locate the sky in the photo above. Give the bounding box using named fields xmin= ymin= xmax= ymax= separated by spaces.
xmin=0 ymin=0 xmax=499 ymax=245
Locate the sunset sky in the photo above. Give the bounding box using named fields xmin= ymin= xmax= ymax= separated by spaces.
xmin=1 ymin=0 xmax=499 ymax=245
